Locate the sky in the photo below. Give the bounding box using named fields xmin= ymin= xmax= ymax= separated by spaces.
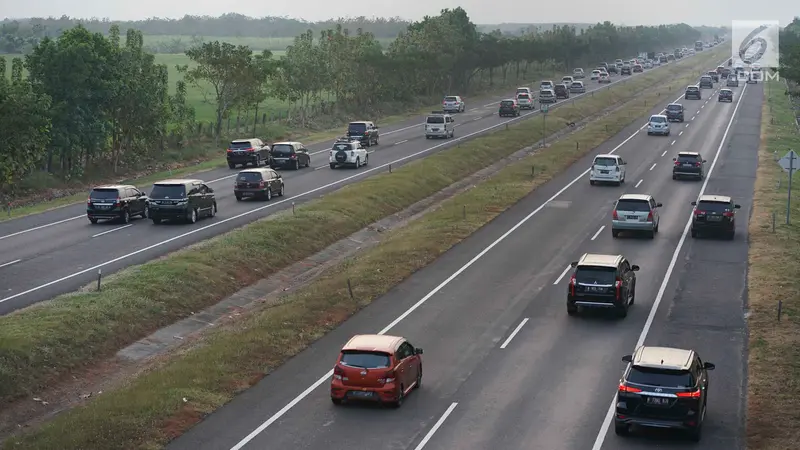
xmin=2 ymin=0 xmax=796 ymax=27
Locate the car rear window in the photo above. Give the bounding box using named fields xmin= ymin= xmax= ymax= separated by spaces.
xmin=237 ymin=172 xmax=263 ymax=182
xmin=427 ymin=116 xmax=445 ymax=124
xmin=667 ymin=104 xmax=682 ymax=111
xmin=90 ymin=188 xmax=119 ymax=199
xmin=340 ymin=351 xmax=391 ymax=369
xmin=594 ymin=157 xmax=618 ymax=166
xmin=271 ymin=144 xmax=295 ymax=155
xmin=616 ymin=199 xmax=650 ymax=212
xmin=575 ymin=266 xmax=616 ymax=284
xmin=333 ymin=143 xmax=352 ymax=151
xmin=150 ymin=184 xmax=186 ymax=199
xmin=444 ymin=96 xmax=458 ymax=102
xmin=501 ymin=100 xmax=515 ymax=106
xmin=518 ymin=94 xmax=530 ymax=99
xmin=572 ymin=82 xmax=581 ymax=87
xmin=696 ymin=200 xmax=732 ymax=213
xmin=701 ymin=76 xmax=711 ymax=81
xmin=687 ymin=87 xmax=699 ymax=91
xmin=348 ymin=123 xmax=367 ymax=132
xmin=229 ymin=141 xmax=253 ymax=149
xmin=650 ymin=116 xmax=667 ymax=123
xmin=677 ymin=154 xmax=700 ymax=162
xmin=628 ymin=367 xmax=694 ymax=388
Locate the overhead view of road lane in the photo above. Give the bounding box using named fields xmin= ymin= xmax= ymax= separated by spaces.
xmin=166 ymin=64 xmax=749 ymax=449
xmin=0 ymin=54 xmax=703 ymax=315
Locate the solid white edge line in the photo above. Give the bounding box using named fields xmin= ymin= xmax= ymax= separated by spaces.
xmin=90 ymin=224 xmax=132 ymax=238
xmin=500 ymin=318 xmax=530 ymax=349
xmin=589 ymin=81 xmax=748 ymax=450
xmin=590 ymin=225 xmax=605 ymax=240
xmin=553 ymin=264 xmax=574 ymax=285
xmin=0 ymin=259 xmax=21 ymax=269
xmin=413 ymin=402 xmax=459 ymax=450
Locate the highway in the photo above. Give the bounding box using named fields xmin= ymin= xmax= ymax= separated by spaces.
xmin=166 ymin=72 xmax=754 ymax=449
xmin=0 ymin=52 xmax=711 ymax=315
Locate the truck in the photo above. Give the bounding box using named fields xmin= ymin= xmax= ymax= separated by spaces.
xmin=647 ymin=51 xmax=656 ymax=61
xmin=695 ymin=41 xmax=703 ymax=51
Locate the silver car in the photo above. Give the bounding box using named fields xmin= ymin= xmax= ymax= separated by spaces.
xmin=442 ymin=95 xmax=465 ymax=113
xmin=611 ymin=194 xmax=662 ymax=239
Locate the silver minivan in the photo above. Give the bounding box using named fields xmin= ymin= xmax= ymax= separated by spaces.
xmin=425 ymin=112 xmax=455 ymax=139
xmin=611 ymin=194 xmax=662 ymax=239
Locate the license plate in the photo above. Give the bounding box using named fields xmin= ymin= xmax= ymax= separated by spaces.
xmin=683 ymin=163 xmax=693 ymax=167
xmin=646 ymin=396 xmax=670 ymax=406
xmin=707 ymin=216 xmax=722 ymax=222
xmin=587 ymin=286 xmax=603 ymax=292
xmin=349 ymin=391 xmax=374 ymax=398
xmin=600 ymin=170 xmax=609 ymax=174
xmin=626 ymin=215 xmax=638 ymax=220
xmin=96 ymin=205 xmax=111 ymax=210
xmin=236 ymin=151 xmax=244 ymax=155
xmin=242 ymin=192 xmax=253 ymax=197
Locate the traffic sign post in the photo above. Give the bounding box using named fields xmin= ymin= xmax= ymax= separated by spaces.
xmin=778 ymin=150 xmax=798 ymax=224
xmin=542 ymin=104 xmax=549 ymax=147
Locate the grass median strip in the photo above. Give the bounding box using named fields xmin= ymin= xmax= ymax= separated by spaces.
xmin=746 ymin=80 xmax=800 ymax=449
xmin=0 ymin=50 xmax=725 ymax=449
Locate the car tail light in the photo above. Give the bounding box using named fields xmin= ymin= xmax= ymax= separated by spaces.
xmin=569 ymin=274 xmax=576 ymax=296
xmin=333 ymin=365 xmax=344 ymax=380
xmin=723 ymin=211 xmax=734 ymax=218
xmin=674 ymin=160 xmax=681 ymax=166
xmin=245 ymin=147 xmax=254 ymax=152
xmin=258 ymin=181 xmax=265 ymax=188
xmin=377 ymin=370 xmax=396 ymax=384
xmin=87 ymin=197 xmax=92 ymax=205
xmin=676 ymin=389 xmax=701 ymax=398
xmin=695 ymin=162 xmax=702 ymax=167
xmin=227 ymin=148 xmax=234 ymax=153
xmin=114 ymin=197 xmax=121 ymax=206
xmin=618 ymin=383 xmax=642 ymax=393
xmin=615 ymin=277 xmax=622 ymax=298
xmin=694 ymin=209 xmax=705 ymax=216
xmin=612 ymin=209 xmax=618 ymax=220
xmin=646 ymin=211 xmax=653 ymax=222
xmin=290 ymin=154 xmax=297 ymax=159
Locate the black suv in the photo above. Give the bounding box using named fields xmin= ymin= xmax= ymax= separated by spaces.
xmin=346 ymin=121 xmax=379 ymax=147
xmin=707 ymin=71 xmax=719 ymax=82
xmin=665 ymin=103 xmax=684 ymax=122
xmin=148 ymin=179 xmax=217 ymax=224
xmin=269 ymin=141 xmax=311 ymax=170
xmin=621 ymin=64 xmax=632 ymax=75
xmin=234 ymin=168 xmax=285 ymax=201
xmin=607 ymin=64 xmax=618 ymax=74
xmin=566 ymin=253 xmax=638 ymax=318
xmin=672 ymin=152 xmax=706 ymax=180
xmin=718 ymin=89 xmax=733 ymax=102
xmin=498 ymin=99 xmax=521 ymax=116
xmin=226 ymin=138 xmax=271 ymax=169
xmin=699 ymin=76 xmax=713 ymax=89
xmin=616 ymin=346 xmax=715 ymax=442
xmin=691 ymin=194 xmax=741 ymax=239
xmin=684 ymin=85 xmax=701 ymax=99
xmin=554 ymin=84 xmax=570 ymax=99
xmin=86 ymin=185 xmax=149 ymax=224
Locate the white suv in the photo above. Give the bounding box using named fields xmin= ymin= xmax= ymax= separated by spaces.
xmin=589 ymin=154 xmax=627 ymax=186
xmin=330 ymin=139 xmax=368 ymax=169
xmin=647 ymin=114 xmax=670 ymax=136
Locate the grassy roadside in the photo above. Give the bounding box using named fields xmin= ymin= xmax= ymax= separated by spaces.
xmin=746 ymin=79 xmax=800 ymax=449
xmin=0 ymin=50 xmax=725 ymax=449
xmin=1 ymin=66 xmax=560 ymax=223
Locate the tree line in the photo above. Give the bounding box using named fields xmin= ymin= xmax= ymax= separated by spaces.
xmin=780 ymin=18 xmax=800 ymax=86
xmin=1 ymin=8 xmax=706 ymax=196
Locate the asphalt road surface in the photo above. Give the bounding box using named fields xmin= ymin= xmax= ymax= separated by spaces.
xmin=167 ymin=75 xmax=754 ymax=450
xmin=0 ymin=53 xmax=711 ymax=315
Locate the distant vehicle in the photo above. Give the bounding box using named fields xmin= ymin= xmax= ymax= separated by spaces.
xmin=633 ymin=64 xmax=643 ymax=73
xmin=539 ymin=89 xmax=557 ymax=104
xmin=695 ymin=40 xmax=704 ymax=51
xmin=699 ymin=76 xmax=713 ymax=89
xmin=234 ymin=168 xmax=284 ymax=201
xmin=540 ymin=80 xmax=555 ymax=90
xmin=673 ymin=151 xmax=707 ymax=180
xmin=607 ymin=64 xmax=618 ymax=74
xmin=573 ymin=68 xmax=585 ymax=79
xmin=611 ymin=193 xmax=662 ymax=238
xmin=647 ymin=114 xmax=670 ymax=136
xmin=665 ymin=103 xmax=685 ymax=122
xmin=691 ymin=195 xmax=740 ymax=239
xmin=516 ymin=92 xmax=534 ymax=110
xmin=667 ymin=54 xmax=675 ymax=61
xmin=442 ymin=95 xmax=465 ymax=113
xmin=330 ymin=138 xmax=369 ymax=169
xmin=727 ymin=76 xmax=739 ymax=87
xmin=149 ymin=179 xmax=217 ymax=225
xmin=621 ymin=64 xmax=632 ymax=75
xmin=590 ymin=69 xmax=602 ymax=80
xmin=562 ymin=75 xmax=574 ymax=86
xmin=226 ymin=138 xmax=271 ymax=169
xmin=748 ymin=71 xmax=761 ymax=83
xmin=424 ymin=111 xmax=455 ymax=139
xmin=515 ymin=87 xmax=532 ymax=97
xmin=330 ymin=334 xmax=423 ymax=407
xmin=718 ymin=88 xmax=734 ymax=102
xmin=615 ymin=346 xmax=715 ymax=441
xmin=566 ymin=253 xmax=638 ymax=317
xmin=721 ymin=68 xmax=731 ymax=79
xmin=598 ymin=73 xmax=611 ymax=84
xmin=685 ymin=85 xmax=702 ymax=99
xmin=554 ymin=84 xmax=570 ymax=99
xmin=346 ymin=121 xmax=379 ymax=147
xmin=589 ymin=154 xmax=627 ymax=186
xmin=569 ymin=81 xmax=586 ymax=93
xmin=269 ymin=141 xmax=311 ymax=170
xmin=643 ymin=60 xmax=653 ymax=69
xmin=499 ymin=98 xmax=521 ymax=116
xmin=707 ymin=71 xmax=719 ymax=82
xmin=86 ymin=184 xmax=149 ymax=224
xmin=659 ymin=54 xmax=668 ymax=64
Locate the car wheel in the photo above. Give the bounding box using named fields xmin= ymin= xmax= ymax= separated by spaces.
xmin=355 ymin=157 xmax=361 ymax=168
xmin=688 ymin=422 xmax=703 ymax=442
xmin=629 ymin=284 xmax=636 ymax=305
xmin=364 ymin=155 xmax=368 ymax=166
xmin=330 ymin=163 xmax=336 ymax=169
xmin=141 ymin=205 xmax=149 ymax=219
xmin=122 ymin=210 xmax=130 ymax=224
xmin=266 ymin=189 xmax=272 ymax=201
xmin=567 ymin=305 xmax=578 ymax=316
xmin=673 ymin=174 xmax=677 ymax=180
xmin=691 ymin=229 xmax=697 ymax=238
xmin=188 ymin=208 xmax=197 ymax=224
xmin=728 ymin=230 xmax=735 ymax=240
xmin=648 ymin=230 xmax=655 ymax=239
xmin=390 ymin=387 xmax=404 ymax=408
xmin=305 ymin=158 xmax=310 ymax=168
xmin=236 ymin=195 xmax=242 ymax=201
xmin=294 ymin=160 xmax=300 ymax=170
xmin=415 ymin=367 xmax=422 ymax=389
xmin=279 ymin=184 xmax=285 ymax=196
xmin=654 ymin=222 xmax=659 ymax=233
xmin=331 ymin=398 xmax=343 ymax=406
xmin=89 ymin=217 xmax=98 ymax=224
xmin=152 ymin=218 xmax=162 ymax=224
xmin=617 ymin=305 xmax=628 ymax=318
xmin=590 ymin=180 xmax=595 ymax=186
xmin=228 ymin=162 xmax=235 ymax=169
xmin=211 ymin=203 xmax=217 ymax=217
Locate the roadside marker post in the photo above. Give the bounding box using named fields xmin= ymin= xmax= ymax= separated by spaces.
xmin=777 ymin=149 xmax=798 ymax=224
xmin=541 ymin=104 xmax=549 ymax=147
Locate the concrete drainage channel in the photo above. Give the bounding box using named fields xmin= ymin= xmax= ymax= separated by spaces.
xmin=117 ymin=73 xmax=692 ymax=365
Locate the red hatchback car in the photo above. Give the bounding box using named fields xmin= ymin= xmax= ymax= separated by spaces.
xmin=331 ymin=334 xmax=423 ymax=407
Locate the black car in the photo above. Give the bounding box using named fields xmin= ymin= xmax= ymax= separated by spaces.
xmin=226 ymin=138 xmax=270 ymax=169
xmin=554 ymin=84 xmax=570 ymax=99
xmin=234 ymin=168 xmax=285 ymax=201
xmin=721 ymin=68 xmax=731 ymax=78
xmin=269 ymin=141 xmax=311 ymax=170
xmin=672 ymin=152 xmax=706 ymax=180
xmin=148 ymin=179 xmax=217 ymax=224
xmin=346 ymin=121 xmax=379 ymax=147
xmin=615 ymin=346 xmax=715 ymax=442
xmin=684 ymin=85 xmax=701 ymax=99
xmin=691 ymin=195 xmax=740 ymax=239
xmin=86 ymin=185 xmax=149 ymax=224
xmin=621 ymin=65 xmax=632 ymax=75
xmin=699 ymin=76 xmax=713 ymax=89
xmin=665 ymin=103 xmax=684 ymax=122
xmin=718 ymin=89 xmax=733 ymax=102
xmin=566 ymin=253 xmax=638 ymax=318
xmin=498 ymin=99 xmax=521 ymax=116
xmin=607 ymin=64 xmax=618 ymax=74
xmin=708 ymin=71 xmax=720 ymax=82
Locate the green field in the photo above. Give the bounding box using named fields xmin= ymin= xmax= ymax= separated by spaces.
xmin=1 ymin=51 xmax=293 ymax=123
xmin=141 ymin=34 xmax=396 ymax=51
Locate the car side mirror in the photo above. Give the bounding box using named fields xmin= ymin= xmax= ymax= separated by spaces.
xmin=207 ymin=188 xmax=214 ymax=193
xmin=734 ymin=204 xmax=741 ymax=209
xmin=703 ymin=362 xmax=715 ymax=370
xmin=691 ymin=201 xmax=697 ymax=206
xmin=139 ymin=192 xmax=146 ymax=197
xmin=656 ymin=203 xmax=663 ymax=207
xmin=673 ymin=157 xmax=677 ymax=161
xmin=570 ymin=261 xmax=578 ymax=268
xmin=703 ymin=160 xmax=707 ymax=163
xmin=622 ymin=354 xmax=633 ymax=363
xmin=631 ymin=265 xmax=640 ymax=271
xmin=415 ymin=348 xmax=423 ymax=355
xmin=276 ymin=174 xmax=282 ymax=178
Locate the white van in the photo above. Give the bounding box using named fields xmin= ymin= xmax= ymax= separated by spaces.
xmin=589 ymin=154 xmax=627 ymax=186
xmin=425 ymin=111 xmax=455 ymax=139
